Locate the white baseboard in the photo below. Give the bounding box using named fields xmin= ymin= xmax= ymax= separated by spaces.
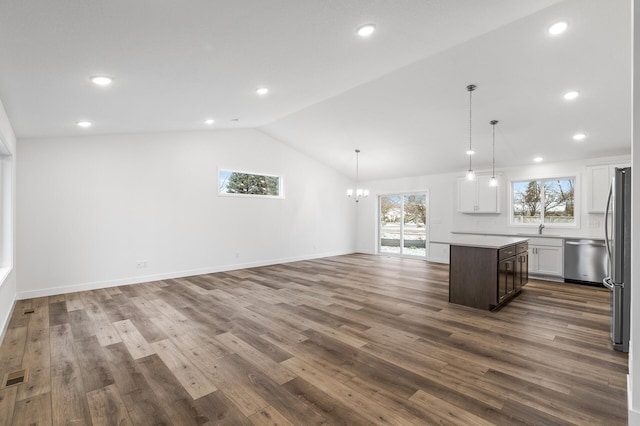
xmin=427 ymin=256 xmax=449 ymax=264
xmin=629 ymin=374 xmax=640 ymax=425
xmin=529 ymin=274 xmax=565 ymax=283
xmin=17 ymin=250 xmax=355 ymax=300
xmin=0 ymin=297 xmax=16 ymax=346
xmin=355 ymin=248 xmax=376 ymax=255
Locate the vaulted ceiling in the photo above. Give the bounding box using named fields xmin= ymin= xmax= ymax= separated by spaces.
xmin=0 ymin=0 xmax=631 ymax=180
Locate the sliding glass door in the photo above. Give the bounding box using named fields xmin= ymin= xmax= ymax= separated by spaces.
xmin=379 ymin=193 xmax=427 ymax=258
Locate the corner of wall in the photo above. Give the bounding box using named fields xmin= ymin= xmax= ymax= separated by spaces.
xmin=0 ymin=271 xmax=17 ymax=345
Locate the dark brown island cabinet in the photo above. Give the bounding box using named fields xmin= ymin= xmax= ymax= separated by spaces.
xmin=448 ymin=237 xmax=529 ymax=310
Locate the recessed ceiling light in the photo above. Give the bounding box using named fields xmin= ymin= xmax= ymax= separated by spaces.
xmin=466 ymin=149 xmax=475 ymax=155
xmin=357 ymin=24 xmax=376 ymax=37
xmin=256 ymin=87 xmax=269 ymax=96
xmin=548 ymin=21 xmax=568 ymax=35
xmin=573 ymin=133 xmax=587 ymax=141
xmin=204 ymin=119 xmax=215 ymax=125
xmin=90 ymin=76 xmax=112 ymax=86
xmin=533 ymin=157 xmax=544 ymax=162
xmin=563 ymin=90 xmax=579 ymax=100
xmin=77 ymin=121 xmax=92 ymax=128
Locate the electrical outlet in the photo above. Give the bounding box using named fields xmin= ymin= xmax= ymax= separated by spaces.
xmin=136 ymin=261 xmax=148 ymax=269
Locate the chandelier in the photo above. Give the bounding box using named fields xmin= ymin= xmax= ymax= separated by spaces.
xmin=347 ymin=149 xmax=369 ymax=202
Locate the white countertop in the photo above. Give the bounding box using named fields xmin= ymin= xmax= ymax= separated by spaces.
xmin=451 ymin=231 xmax=605 ymax=241
xmin=432 ymin=235 xmax=528 ymax=249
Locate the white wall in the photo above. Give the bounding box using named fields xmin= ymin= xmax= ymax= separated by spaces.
xmin=356 ymin=155 xmax=631 ymax=259
xmin=355 ymin=172 xmax=457 ymax=262
xmin=629 ymin=0 xmax=639 ymax=423
xmin=0 ymin=98 xmax=17 ymax=343
xmin=17 ymin=129 xmax=356 ymax=298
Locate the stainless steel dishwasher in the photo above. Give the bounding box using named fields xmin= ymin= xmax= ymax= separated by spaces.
xmin=564 ymin=239 xmax=608 ymax=285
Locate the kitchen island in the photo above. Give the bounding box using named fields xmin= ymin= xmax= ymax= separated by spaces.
xmin=440 ymin=235 xmax=529 ymax=310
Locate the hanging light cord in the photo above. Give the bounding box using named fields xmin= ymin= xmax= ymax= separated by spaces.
xmin=467 ymin=84 xmax=476 ymax=172
xmin=469 ymin=87 xmax=473 ymax=154
xmin=355 ymin=149 xmax=360 ymax=192
xmin=492 ymin=121 xmax=496 ymax=176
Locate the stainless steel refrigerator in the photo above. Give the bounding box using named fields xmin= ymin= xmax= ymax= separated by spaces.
xmin=604 ymin=167 xmax=631 ymax=352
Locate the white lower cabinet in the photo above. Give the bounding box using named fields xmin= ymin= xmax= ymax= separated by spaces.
xmin=528 ymin=238 xmax=564 ymax=278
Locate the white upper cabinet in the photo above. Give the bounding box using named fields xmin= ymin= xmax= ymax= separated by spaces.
xmin=457 ymin=175 xmax=499 ymax=213
xmin=587 ymin=163 xmax=630 ymax=213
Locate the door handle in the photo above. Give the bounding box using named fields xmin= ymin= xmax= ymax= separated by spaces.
xmin=565 ymin=241 xmax=606 ymax=247
xmin=603 ymin=277 xmax=614 ymax=290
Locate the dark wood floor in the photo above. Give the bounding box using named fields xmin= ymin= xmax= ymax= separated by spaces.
xmin=0 ymin=254 xmax=628 ymax=425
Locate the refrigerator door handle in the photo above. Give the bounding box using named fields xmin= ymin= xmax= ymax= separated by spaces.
xmin=603 ymin=277 xmax=615 ymax=290
xmin=604 ymin=183 xmax=613 ymax=270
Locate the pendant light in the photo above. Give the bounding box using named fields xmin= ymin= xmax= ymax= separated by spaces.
xmin=347 ymin=149 xmax=369 ymax=202
xmin=489 ymin=120 xmax=499 ymax=187
xmin=465 ymin=84 xmax=477 ymax=181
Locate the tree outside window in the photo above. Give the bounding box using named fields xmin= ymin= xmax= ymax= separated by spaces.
xmin=512 ymin=177 xmax=575 ymax=225
xmin=219 ymin=170 xmax=282 ymax=198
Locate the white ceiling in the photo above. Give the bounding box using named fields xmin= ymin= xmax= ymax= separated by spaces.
xmin=0 ymin=0 xmax=631 ymax=180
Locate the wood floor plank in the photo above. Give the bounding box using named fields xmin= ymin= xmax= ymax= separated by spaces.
xmin=148 ymin=315 xmax=202 ymax=350
xmin=149 ymin=298 xmax=189 ymax=322
xmin=217 ymin=354 xmax=328 ymax=425
xmin=101 ymin=342 xmax=150 ymax=396
xmin=50 ymin=324 xmax=91 ymax=426
xmin=67 ymin=310 xmax=95 ymax=340
xmin=0 ymin=326 xmax=27 ymax=374
xmin=112 ymin=319 xmax=154 ymax=359
xmin=248 ymin=405 xmax=295 ymax=426
xmin=73 ymin=336 xmax=115 ymax=393
xmin=181 ymin=349 xmax=268 ymax=416
xmin=281 ymin=356 xmax=416 ymax=425
xmin=64 ymin=293 xmax=85 ymax=312
xmin=87 ymin=384 xmax=133 ymax=426
xmin=121 ymin=385 xmax=174 ymax=426
xmin=0 ymin=387 xmax=17 ymax=426
xmin=215 ymin=332 xmax=296 ymax=385
xmin=81 ymin=294 xmax=122 ymax=347
xmin=11 ymin=392 xmax=52 ymax=426
xmin=135 ymin=354 xmax=210 ymax=425
xmin=150 ymin=339 xmax=217 ymax=400
xmin=16 ymin=299 xmax=51 ymax=401
xmin=104 ymin=346 xmax=175 ymax=426
xmin=194 ymin=391 xmax=255 ymax=426
xmin=281 ymin=376 xmax=372 ymax=426
xmin=409 ymin=389 xmax=496 ymax=426
xmin=48 ymin=301 xmax=69 ymax=327
xmin=0 ymin=254 xmax=627 ymax=425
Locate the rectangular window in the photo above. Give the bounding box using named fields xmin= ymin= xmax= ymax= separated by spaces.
xmin=218 ymin=169 xmax=283 ymax=198
xmin=511 ymin=177 xmax=575 ymax=226
xmin=379 ymin=192 xmax=428 ymax=257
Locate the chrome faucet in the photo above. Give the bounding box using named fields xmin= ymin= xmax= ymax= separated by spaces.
xmin=538 ymin=223 xmax=545 ymax=235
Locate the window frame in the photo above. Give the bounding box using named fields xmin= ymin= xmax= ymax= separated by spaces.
xmin=0 ymin=134 xmax=13 ymax=288
xmin=217 ymin=168 xmax=285 ymax=199
xmin=377 ymin=191 xmax=429 ymax=259
xmin=509 ymin=174 xmax=579 ymax=229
